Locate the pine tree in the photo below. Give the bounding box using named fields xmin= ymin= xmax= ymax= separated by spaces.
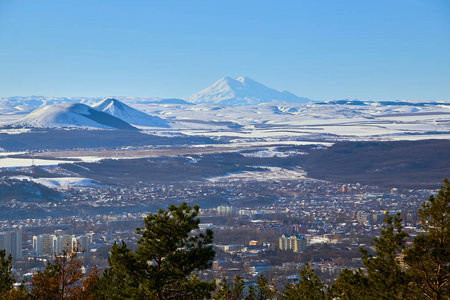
xmin=96 ymin=241 xmax=141 ymax=299
xmin=282 ymin=263 xmax=327 ymax=300
xmin=331 ymin=268 xmax=370 ymax=300
xmin=214 ymin=276 xmax=245 ymax=300
xmin=404 ymin=178 xmax=450 ymax=300
xmin=214 ymin=274 xmax=277 ymax=300
xmin=98 ymin=202 xmax=216 ymax=300
xmin=254 ymin=274 xmax=278 ymax=300
xmin=359 ymin=212 xmax=409 ymax=299
xmin=331 ymin=212 xmax=409 ymax=300
xmin=0 ymin=250 xmax=15 ymax=296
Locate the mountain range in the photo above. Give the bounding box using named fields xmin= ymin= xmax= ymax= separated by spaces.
xmin=12 ymin=103 xmax=138 ymax=130
xmin=184 ymin=76 xmax=311 ymax=105
xmin=9 ymin=99 xmax=170 ymax=130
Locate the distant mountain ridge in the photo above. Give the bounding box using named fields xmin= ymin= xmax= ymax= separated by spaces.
xmin=184 ymin=76 xmax=311 ymax=105
xmin=10 ymin=103 xmax=138 ymax=130
xmin=92 ymin=98 xmax=169 ymax=127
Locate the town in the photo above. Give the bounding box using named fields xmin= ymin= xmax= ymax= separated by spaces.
xmin=0 ymin=176 xmax=432 ymax=290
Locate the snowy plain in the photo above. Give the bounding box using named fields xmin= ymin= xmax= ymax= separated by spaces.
xmin=1 ymin=95 xmax=450 ymax=186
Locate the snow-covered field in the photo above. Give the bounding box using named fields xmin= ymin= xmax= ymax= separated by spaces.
xmin=130 ymin=100 xmax=450 ymax=142
xmin=0 ymin=158 xmax=76 ymax=168
xmin=239 ymin=147 xmax=307 ymax=158
xmin=1 ymin=96 xmax=450 ymax=144
xmin=208 ymin=166 xmax=310 ymax=182
xmin=1 ymin=80 xmax=448 ymax=190
xmin=11 ymin=176 xmax=99 ymax=190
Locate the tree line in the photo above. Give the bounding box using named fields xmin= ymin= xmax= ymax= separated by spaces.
xmin=1 ymin=179 xmax=450 ymax=299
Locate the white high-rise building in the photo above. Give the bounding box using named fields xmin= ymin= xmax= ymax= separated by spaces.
xmin=33 ymin=231 xmax=90 ymax=257
xmin=33 ymin=234 xmax=53 ymax=256
xmin=0 ymin=230 xmax=22 ymax=259
xmin=217 ymin=205 xmax=236 ymax=217
xmin=52 ymin=235 xmax=77 ymax=255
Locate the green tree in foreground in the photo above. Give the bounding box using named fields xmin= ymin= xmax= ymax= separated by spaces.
xmin=214 ymin=276 xmax=244 ymax=300
xmin=404 ymin=178 xmax=450 ymax=300
xmin=331 ymin=212 xmax=409 ymax=299
xmin=331 ymin=268 xmax=369 ymax=300
xmin=98 ymin=202 xmax=216 ymax=300
xmin=253 ymin=274 xmax=278 ymax=300
xmin=214 ymin=274 xmax=277 ymax=300
xmin=282 ymin=263 xmax=327 ymax=300
xmin=0 ymin=250 xmax=15 ymax=296
xmin=360 ymin=213 xmax=409 ymax=299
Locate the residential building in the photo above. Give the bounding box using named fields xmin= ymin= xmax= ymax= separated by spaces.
xmin=279 ymin=234 xmax=307 ymax=252
xmin=0 ymin=230 xmax=22 ymax=259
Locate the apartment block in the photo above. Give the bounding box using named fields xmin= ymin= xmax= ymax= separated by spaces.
xmin=279 ymin=234 xmax=307 ymax=252
xmin=0 ymin=230 xmax=22 ymax=259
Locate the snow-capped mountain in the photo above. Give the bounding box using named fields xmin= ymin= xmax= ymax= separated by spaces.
xmin=184 ymin=76 xmax=311 ymax=105
xmin=92 ymin=98 xmax=169 ymax=127
xmin=11 ymin=103 xmax=137 ymax=130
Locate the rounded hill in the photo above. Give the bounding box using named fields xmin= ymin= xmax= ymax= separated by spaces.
xmin=11 ymin=103 xmax=137 ymax=130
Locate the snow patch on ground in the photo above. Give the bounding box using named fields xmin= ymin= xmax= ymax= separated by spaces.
xmin=11 ymin=176 xmax=100 ymax=190
xmin=0 ymin=128 xmax=31 ymax=134
xmin=0 ymin=151 xmax=27 ymax=156
xmin=0 ymin=158 xmax=76 ymax=168
xmin=208 ymin=166 xmax=309 ymax=182
xmin=240 ymin=147 xmax=306 ymax=158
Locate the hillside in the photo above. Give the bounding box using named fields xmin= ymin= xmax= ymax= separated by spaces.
xmin=10 ymin=103 xmax=138 ymax=130
xmin=299 ymin=139 xmax=450 ymax=188
xmin=92 ymin=98 xmax=169 ymax=127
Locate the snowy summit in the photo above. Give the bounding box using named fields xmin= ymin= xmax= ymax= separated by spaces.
xmin=92 ymin=98 xmax=169 ymax=127
xmin=11 ymin=103 xmax=138 ymax=130
xmin=185 ymin=76 xmax=311 ymax=106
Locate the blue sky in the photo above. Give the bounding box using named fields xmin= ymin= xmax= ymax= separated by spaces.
xmin=0 ymin=0 xmax=449 ymax=101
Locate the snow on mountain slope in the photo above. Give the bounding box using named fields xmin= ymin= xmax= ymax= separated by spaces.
xmin=11 ymin=103 xmax=138 ymax=130
xmin=184 ymin=76 xmax=311 ymax=105
xmin=0 ymin=96 xmax=101 ymax=114
xmin=92 ymin=98 xmax=169 ymax=127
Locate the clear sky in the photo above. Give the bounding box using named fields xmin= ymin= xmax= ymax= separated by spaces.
xmin=0 ymin=0 xmax=449 ymax=101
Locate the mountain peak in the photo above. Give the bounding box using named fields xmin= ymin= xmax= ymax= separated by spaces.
xmin=185 ymin=77 xmax=311 ymax=106
xmin=97 ymin=98 xmax=126 ymax=109
xmin=92 ymin=98 xmax=169 ymax=127
xmin=11 ymin=103 xmax=138 ymax=130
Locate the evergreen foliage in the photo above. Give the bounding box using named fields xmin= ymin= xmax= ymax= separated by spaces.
xmin=97 ymin=202 xmax=216 ymax=300
xmin=331 ymin=212 xmax=409 ymax=299
xmin=0 ymin=250 xmax=15 ymax=296
xmin=214 ymin=276 xmax=245 ymax=300
xmin=330 ymin=268 xmax=369 ymax=300
xmin=282 ymin=263 xmax=327 ymax=300
xmin=360 ymin=213 xmax=409 ymax=299
xmin=214 ymin=274 xmax=277 ymax=300
xmin=404 ymin=178 xmax=450 ymax=300
xmin=254 ymin=274 xmax=278 ymax=300
xmin=1 ymin=181 xmax=450 ymax=299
